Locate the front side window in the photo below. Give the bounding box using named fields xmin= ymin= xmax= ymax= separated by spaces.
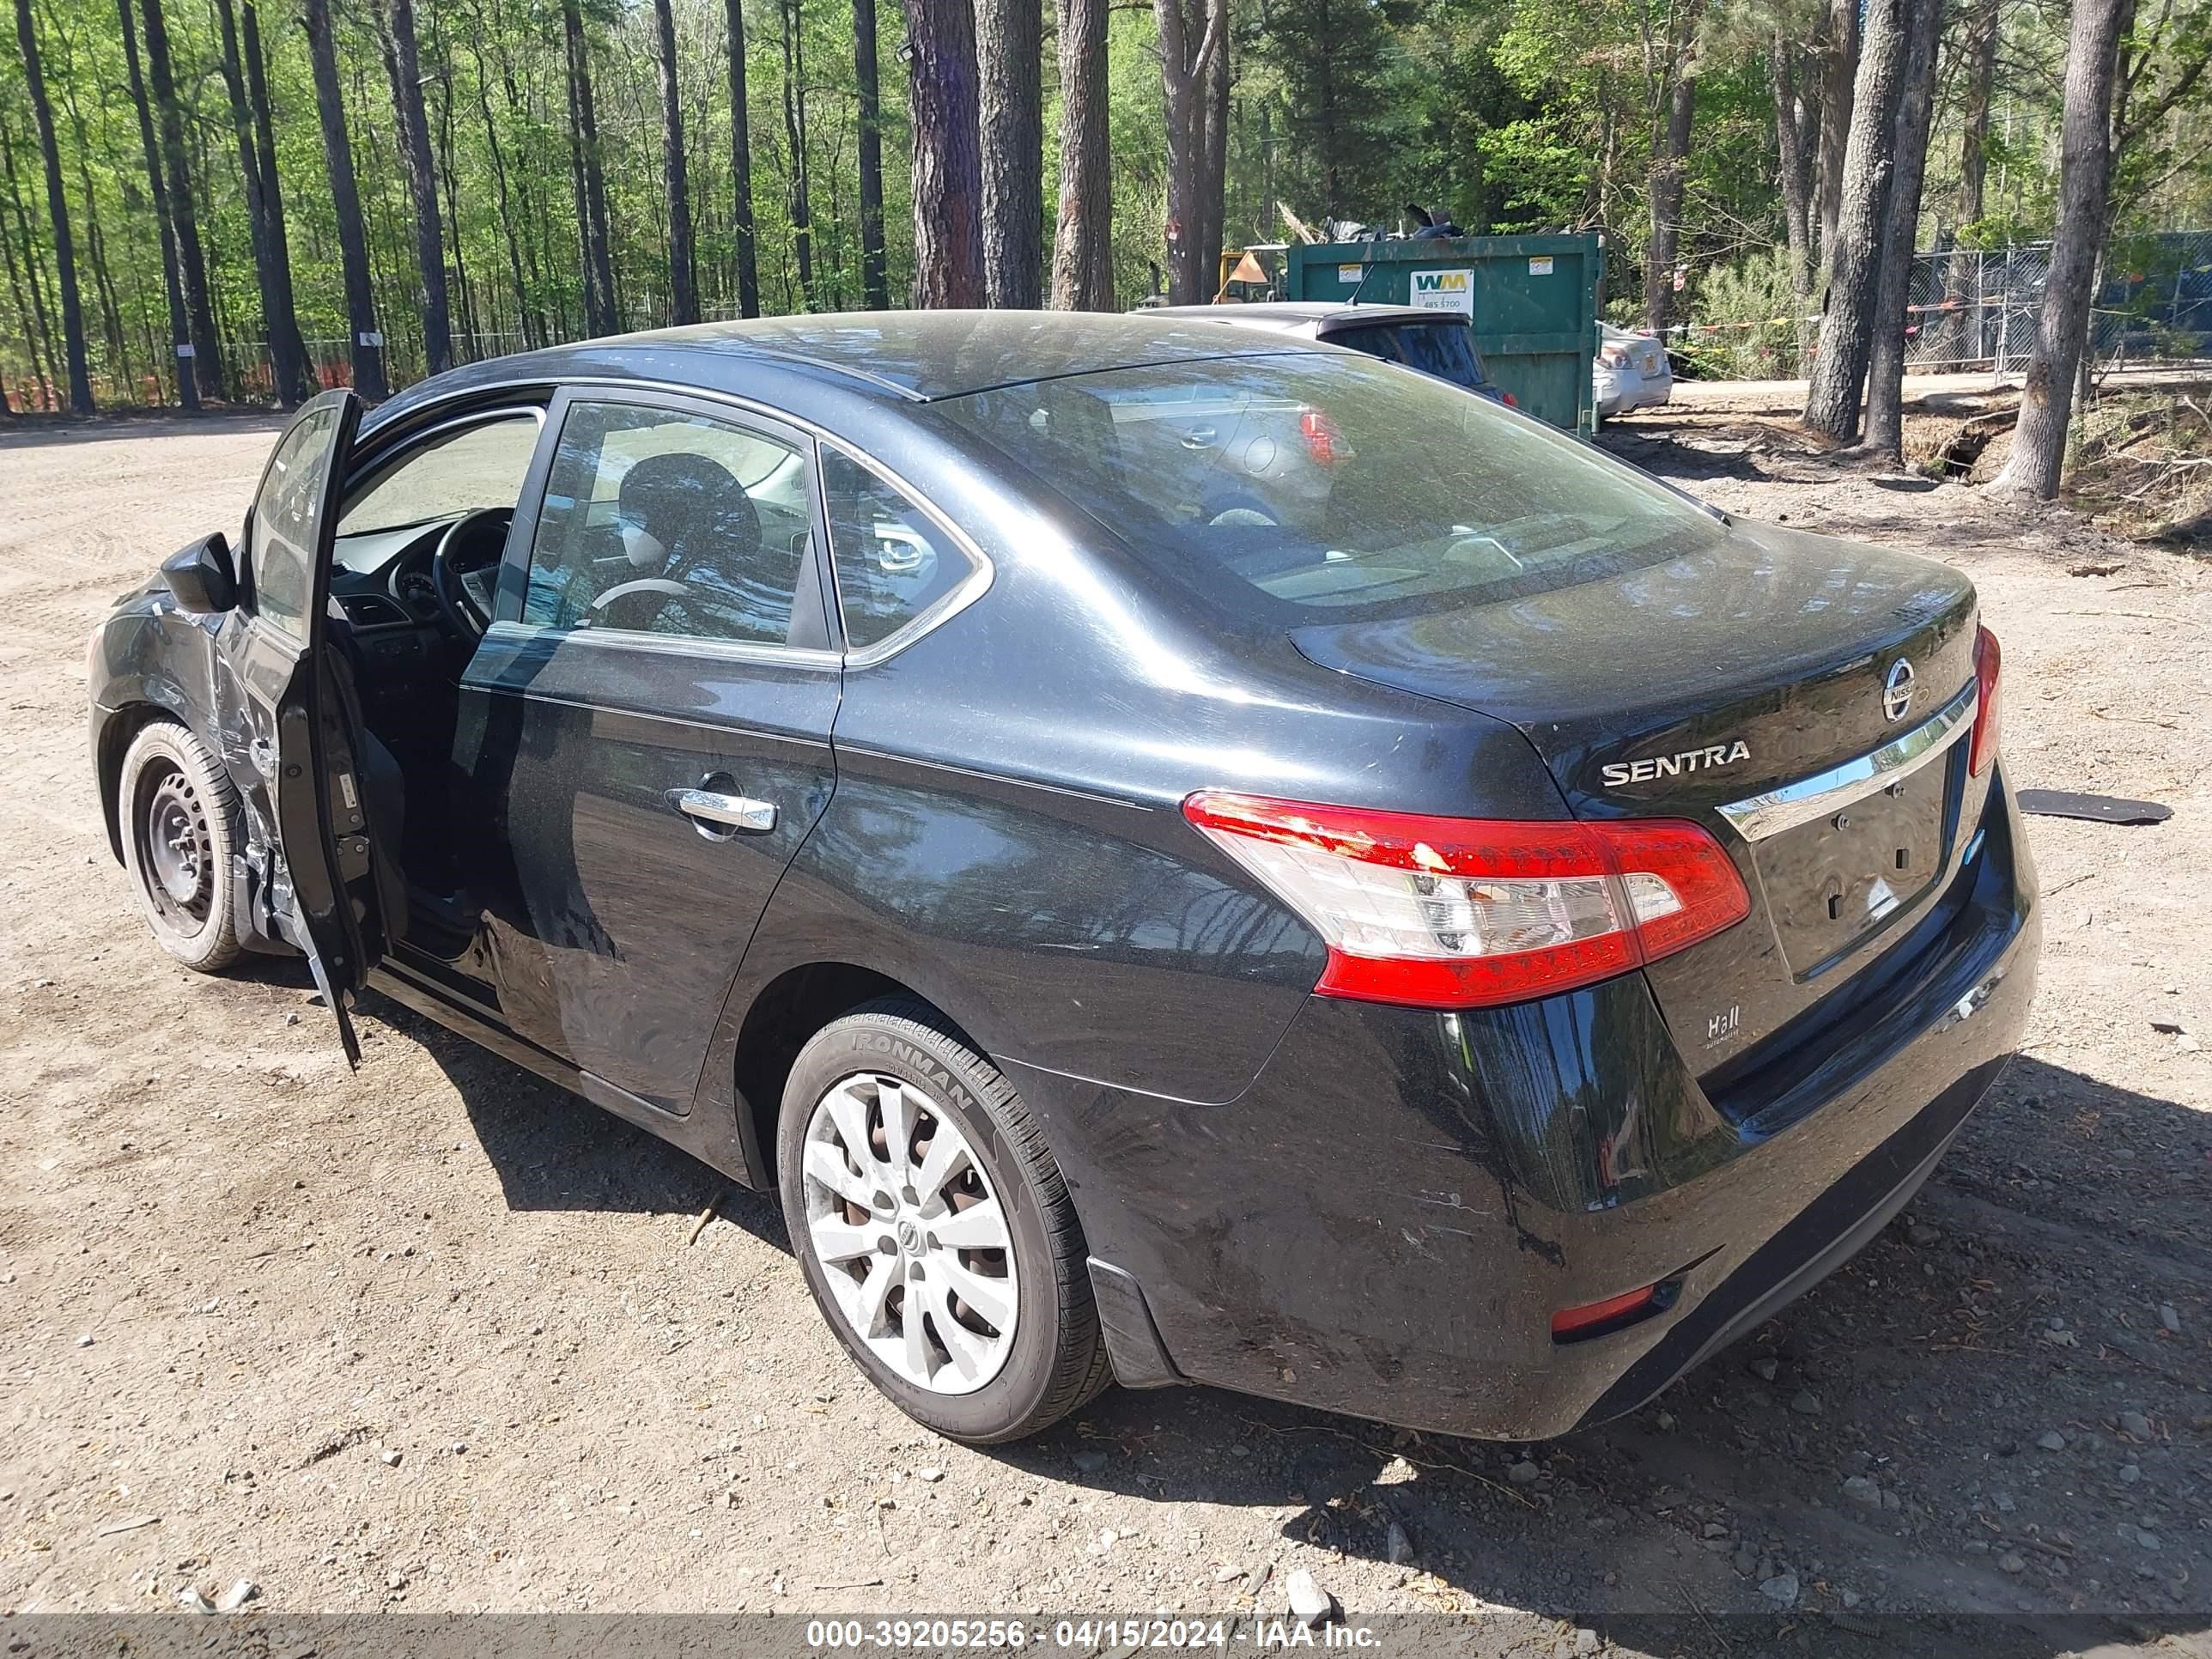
xmin=247 ymin=402 xmax=343 ymax=636
xmin=821 ymin=449 xmax=979 ymax=651
xmin=337 ymin=413 xmax=542 ymax=538
xmin=521 ymin=400 xmax=814 ymax=646
xmin=936 ymin=353 xmax=1722 ymax=620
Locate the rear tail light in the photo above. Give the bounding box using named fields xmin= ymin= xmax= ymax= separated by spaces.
xmin=1600 ymin=345 xmax=1632 ymax=369
xmin=1297 ymin=406 xmax=1346 ymax=465
xmin=1500 ymin=390 xmax=1519 ymax=408
xmin=1551 ymin=1276 xmax=1681 ymax=1343
xmin=1182 ymin=793 xmax=1750 ymax=1009
xmin=1969 ymin=624 xmax=2002 ymax=777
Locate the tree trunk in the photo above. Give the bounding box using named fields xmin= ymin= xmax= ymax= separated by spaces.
xmin=563 ymin=0 xmax=617 ymax=334
xmin=241 ymin=1 xmax=309 ymax=401
xmin=427 ymin=19 xmax=480 ymax=346
xmin=902 ymin=0 xmax=986 ymax=307
xmin=67 ymin=123 xmax=131 ymax=397
xmin=214 ymin=0 xmax=299 ymax=404
xmin=465 ymin=8 xmax=540 ymax=349
xmin=1814 ymin=0 xmax=1859 ymax=290
xmin=1155 ymin=0 xmax=1226 ymax=305
xmin=976 ymin=0 xmax=1042 ymax=307
xmin=1802 ymin=0 xmax=1907 ymax=440
xmin=780 ymin=0 xmax=814 ymax=306
xmin=0 ymin=129 xmax=59 ymax=407
xmin=1050 ymin=0 xmax=1112 ymax=310
xmin=303 ymin=0 xmax=386 ymax=398
xmin=854 ymin=0 xmax=887 ymax=308
xmin=726 ymin=0 xmax=761 ymax=317
xmin=652 ymin=0 xmax=697 ymax=324
xmin=50 ymin=74 xmax=126 ymax=398
xmin=378 ymin=0 xmax=451 ymax=376
xmin=116 ymin=0 xmax=192 ymax=405
xmin=1644 ymin=44 xmax=1700 ymax=336
xmin=562 ymin=19 xmax=600 ymax=335
xmin=140 ymin=0 xmax=221 ymax=398
xmin=15 ymin=0 xmax=93 ymax=410
xmin=1770 ymin=33 xmax=1815 ymax=302
xmin=497 ymin=42 xmax=551 ymax=337
xmin=1198 ymin=0 xmax=1230 ymax=291
xmin=1 ymin=100 xmax=57 ymax=404
xmin=1956 ymin=0 xmax=2001 ymax=226
xmin=1312 ymin=0 xmax=1341 ymax=218
xmin=1988 ymin=0 xmax=2127 ymax=498
xmin=1861 ymin=0 xmax=1943 ymax=462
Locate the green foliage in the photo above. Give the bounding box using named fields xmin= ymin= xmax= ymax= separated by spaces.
xmin=1954 ymin=215 xmax=2045 ymax=252
xmin=1474 ymin=120 xmax=1590 ymax=233
xmin=1 ymin=0 xmax=2206 ymax=404
xmin=1684 ymin=248 xmax=1804 ymax=376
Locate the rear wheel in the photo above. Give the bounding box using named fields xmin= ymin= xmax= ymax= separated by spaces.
xmin=117 ymin=720 xmax=243 ymax=973
xmin=777 ymin=997 xmax=1109 ymax=1443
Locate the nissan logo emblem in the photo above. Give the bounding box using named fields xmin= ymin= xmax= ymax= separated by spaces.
xmin=1882 ymin=658 xmax=1916 ymax=723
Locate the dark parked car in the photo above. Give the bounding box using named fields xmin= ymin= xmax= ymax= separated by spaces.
xmin=1150 ymin=301 xmax=1516 ymax=404
xmin=88 ymin=313 xmax=2037 ymax=1446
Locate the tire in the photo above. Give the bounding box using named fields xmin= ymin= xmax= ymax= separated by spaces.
xmin=778 ymin=996 xmax=1110 ymax=1443
xmin=1201 ymin=489 xmax=1279 ymax=528
xmin=116 ymin=720 xmax=244 ymax=973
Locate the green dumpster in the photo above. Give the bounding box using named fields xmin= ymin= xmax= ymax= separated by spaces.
xmin=1284 ymin=234 xmax=1603 ymax=434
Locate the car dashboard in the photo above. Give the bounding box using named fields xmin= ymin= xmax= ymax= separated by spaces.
xmin=329 ymin=514 xmax=486 ymax=684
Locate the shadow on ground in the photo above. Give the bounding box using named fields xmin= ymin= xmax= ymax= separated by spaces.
xmin=362 ymin=967 xmax=2211 ymax=1648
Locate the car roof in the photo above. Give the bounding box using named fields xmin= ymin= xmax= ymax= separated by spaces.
xmin=371 ymin=310 xmax=1326 ymax=428
xmin=1147 ymin=301 xmax=1445 ymax=333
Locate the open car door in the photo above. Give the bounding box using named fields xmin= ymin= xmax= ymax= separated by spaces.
xmin=222 ymin=388 xmax=385 ymax=1063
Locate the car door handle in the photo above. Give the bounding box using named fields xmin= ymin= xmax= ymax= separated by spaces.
xmin=1180 ymin=426 xmax=1217 ymax=448
xmin=668 ymin=787 xmax=777 ymax=836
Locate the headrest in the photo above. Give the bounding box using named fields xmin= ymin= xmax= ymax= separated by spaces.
xmin=615 ymin=451 xmax=761 ymax=564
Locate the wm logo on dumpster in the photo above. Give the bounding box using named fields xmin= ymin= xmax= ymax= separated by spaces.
xmin=1408 ymin=268 xmax=1474 ymax=314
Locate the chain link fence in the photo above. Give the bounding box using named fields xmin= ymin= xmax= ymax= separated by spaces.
xmin=1900 ymin=234 xmax=2212 ymax=374
xmin=1668 ymin=231 xmax=2212 ymax=380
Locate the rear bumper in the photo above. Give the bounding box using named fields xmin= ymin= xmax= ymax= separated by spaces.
xmin=1010 ymin=773 xmax=2038 ymax=1440
xmin=1595 ymin=371 xmax=1673 ymax=416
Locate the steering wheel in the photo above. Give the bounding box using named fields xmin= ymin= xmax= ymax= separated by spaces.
xmin=588 ymin=576 xmax=690 ymax=633
xmin=430 ymin=506 xmax=512 ymax=638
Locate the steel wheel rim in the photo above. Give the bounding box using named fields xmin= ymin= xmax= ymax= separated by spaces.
xmin=801 ymin=1071 xmax=1018 ymax=1395
xmin=137 ymin=763 xmax=214 ymax=933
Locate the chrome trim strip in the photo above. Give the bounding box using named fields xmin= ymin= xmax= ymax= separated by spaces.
xmin=1716 ymin=681 xmax=1978 ymax=843
xmin=478 ymin=616 xmax=842 ymax=671
xmin=343 ymin=404 xmax=546 ymax=497
xmin=471 ymin=374 xmax=998 ymax=669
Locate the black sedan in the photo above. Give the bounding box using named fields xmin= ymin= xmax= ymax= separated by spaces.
xmin=87 ymin=313 xmax=2038 ymax=1446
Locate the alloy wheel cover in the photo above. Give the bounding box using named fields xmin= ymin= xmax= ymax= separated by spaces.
xmin=800 ymin=1071 xmax=1019 ymax=1395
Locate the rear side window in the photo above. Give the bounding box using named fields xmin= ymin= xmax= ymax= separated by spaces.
xmin=937 ymin=354 xmax=1721 ymax=621
xmin=246 ymin=400 xmax=343 ymax=637
xmin=521 ymin=400 xmax=814 ymax=646
xmin=822 ymin=448 xmax=978 ymax=652
xmin=1327 ymin=321 xmax=1489 ymax=392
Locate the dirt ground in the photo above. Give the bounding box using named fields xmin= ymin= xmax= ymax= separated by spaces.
xmin=3 ymin=404 xmax=2211 ymax=1654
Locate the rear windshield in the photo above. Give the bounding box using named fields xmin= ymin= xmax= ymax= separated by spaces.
xmin=933 ymin=354 xmax=1722 ymax=620
xmin=1326 ymin=319 xmax=1489 ymax=391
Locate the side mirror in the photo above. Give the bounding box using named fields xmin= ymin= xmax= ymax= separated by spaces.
xmin=161 ymin=532 xmax=237 ymax=615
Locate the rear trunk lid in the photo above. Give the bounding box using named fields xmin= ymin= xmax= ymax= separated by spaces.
xmin=1291 ymin=518 xmax=1984 ymax=1070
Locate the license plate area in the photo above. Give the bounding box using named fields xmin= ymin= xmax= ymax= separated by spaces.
xmin=1755 ymin=756 xmax=1952 ymax=976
